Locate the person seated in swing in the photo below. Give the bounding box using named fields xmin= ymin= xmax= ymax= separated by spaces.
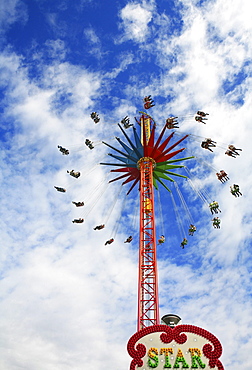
xmin=201 ymin=138 xmax=216 ymax=152
xmin=72 ymin=218 xmax=84 ymax=223
xmin=230 ymin=184 xmax=242 ymax=197
xmin=94 ymin=224 xmax=105 ymax=230
xmin=201 ymin=140 xmax=213 ymax=152
xmin=216 ymin=172 xmax=225 ymax=183
xmin=212 ymin=217 xmax=221 ymax=228
xmin=209 ymin=201 xmax=221 ymax=214
xmin=121 ymin=116 xmax=133 ymax=129
xmin=166 ymin=117 xmax=179 ymax=129
xmin=201 ymin=140 xmax=212 ymax=151
xmin=197 ymin=111 xmax=209 ymax=117
xmin=230 ymin=186 xmax=236 ymax=197
xmin=213 ymin=200 xmax=221 ymax=213
xmin=206 ymin=138 xmax=216 ymax=146
xmin=233 ymin=184 xmax=242 ymax=196
xmin=144 ymin=101 xmax=155 ymax=109
xmin=72 ymin=201 xmax=84 ymax=207
xmin=180 ymin=238 xmax=188 ymax=249
xmin=195 ymin=115 xmax=207 ymax=123
xmin=158 ymin=235 xmax=165 ymax=244
xmin=216 ymin=170 xmax=229 ymax=183
xmin=209 ymin=201 xmax=215 ymax=214
xmin=225 ymin=149 xmax=237 ymax=158
xmin=91 ymin=112 xmax=100 ymax=123
xmin=228 ymin=144 xmax=242 ymax=156
xmin=85 ymin=139 xmax=94 ymax=149
xmin=67 ymin=170 xmax=81 ymax=178
xmin=58 ymin=145 xmax=69 ymax=155
xmin=143 ymin=95 xmax=155 ymax=109
xmin=105 ymin=238 xmax=114 ymax=245
xmin=124 ymin=236 xmax=133 ymax=243
xmin=220 ymin=170 xmax=229 ymax=181
xmin=188 ymin=224 xmax=196 ymax=236
xmin=54 ymin=186 xmax=66 ymax=192
xmin=143 ymin=95 xmax=152 ymax=102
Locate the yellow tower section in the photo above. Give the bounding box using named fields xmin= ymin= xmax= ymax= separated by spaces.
xmin=140 ymin=115 xmax=151 ymax=144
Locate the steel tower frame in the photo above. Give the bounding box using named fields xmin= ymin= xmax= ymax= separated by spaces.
xmin=138 ymin=155 xmax=159 ymax=330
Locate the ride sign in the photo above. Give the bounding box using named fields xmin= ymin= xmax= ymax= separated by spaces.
xmin=127 ymin=324 xmax=224 ymax=369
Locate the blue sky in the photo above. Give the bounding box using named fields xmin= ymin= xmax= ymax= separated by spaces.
xmin=0 ymin=0 xmax=252 ymax=369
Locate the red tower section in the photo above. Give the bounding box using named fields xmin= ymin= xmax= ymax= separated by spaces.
xmin=138 ymin=156 xmax=159 ymax=330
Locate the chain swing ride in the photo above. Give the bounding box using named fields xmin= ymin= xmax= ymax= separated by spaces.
xmin=100 ymin=108 xmax=194 ymax=330
xmin=55 ymin=96 xmax=242 ymax=369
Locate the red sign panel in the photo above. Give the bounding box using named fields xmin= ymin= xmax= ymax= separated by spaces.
xmin=127 ymin=324 xmax=224 ymax=369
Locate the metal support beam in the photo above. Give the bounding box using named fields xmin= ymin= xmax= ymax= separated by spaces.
xmin=138 ymin=157 xmax=159 ymax=331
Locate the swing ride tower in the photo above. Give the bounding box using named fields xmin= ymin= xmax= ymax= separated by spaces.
xmin=137 ymin=144 xmax=159 ymax=330
xmin=57 ymin=102 xmax=225 ymax=369
xmin=122 ymin=112 xmax=224 ymax=370
xmin=101 ymin=110 xmax=192 ymax=331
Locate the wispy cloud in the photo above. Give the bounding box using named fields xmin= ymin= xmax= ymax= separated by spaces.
xmin=117 ymin=1 xmax=155 ymax=43
xmin=0 ymin=0 xmax=252 ymax=369
xmin=0 ymin=0 xmax=27 ymax=37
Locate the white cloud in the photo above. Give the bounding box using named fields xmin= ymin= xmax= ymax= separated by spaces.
xmin=118 ymin=1 xmax=154 ymax=43
xmin=0 ymin=0 xmax=27 ymax=36
xmin=44 ymin=39 xmax=67 ymax=60
xmin=0 ymin=0 xmax=252 ymax=369
xmin=83 ymin=27 xmax=100 ymax=45
xmin=0 ymin=45 xmax=138 ymax=369
xmin=83 ymin=27 xmax=106 ymax=60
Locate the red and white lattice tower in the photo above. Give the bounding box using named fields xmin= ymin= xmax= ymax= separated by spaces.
xmin=137 ymin=117 xmax=159 ymax=330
